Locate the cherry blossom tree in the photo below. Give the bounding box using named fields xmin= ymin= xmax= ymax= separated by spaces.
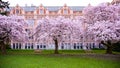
xmin=0 ymin=15 xmax=28 ymax=54
xmin=83 ymin=3 xmax=120 ymax=54
xmin=83 ymin=3 xmax=119 ymax=24
xmin=72 ymin=16 xmax=86 ymax=49
xmin=34 ymin=16 xmax=83 ymax=54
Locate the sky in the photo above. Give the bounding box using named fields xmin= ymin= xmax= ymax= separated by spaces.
xmin=4 ymin=0 xmax=113 ymax=6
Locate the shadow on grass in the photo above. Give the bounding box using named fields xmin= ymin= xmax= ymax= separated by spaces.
xmin=0 ymin=49 xmax=119 ymax=60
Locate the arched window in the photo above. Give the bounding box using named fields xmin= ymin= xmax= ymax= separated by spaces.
xmin=64 ymin=9 xmax=68 ymax=14
xmin=40 ymin=9 xmax=44 ymax=14
xmin=16 ymin=9 xmax=19 ymax=14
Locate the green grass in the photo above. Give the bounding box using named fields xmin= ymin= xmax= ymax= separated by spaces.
xmin=0 ymin=50 xmax=120 ymax=68
xmin=0 ymin=54 xmax=120 ymax=68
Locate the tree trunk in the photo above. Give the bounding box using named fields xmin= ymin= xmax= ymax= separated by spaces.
xmin=0 ymin=42 xmax=7 ymax=55
xmin=101 ymin=41 xmax=113 ymax=54
xmin=106 ymin=45 xmax=112 ymax=54
xmin=54 ymin=39 xmax=59 ymax=54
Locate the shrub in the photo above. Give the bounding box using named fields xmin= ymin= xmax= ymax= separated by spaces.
xmin=113 ymin=42 xmax=120 ymax=52
xmin=92 ymin=48 xmax=105 ymax=50
xmin=6 ymin=44 xmax=11 ymax=49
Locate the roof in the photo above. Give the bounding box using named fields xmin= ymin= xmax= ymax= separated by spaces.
xmin=70 ymin=6 xmax=85 ymax=11
xmin=22 ymin=6 xmax=36 ymax=12
xmin=6 ymin=7 xmax=14 ymax=11
xmin=45 ymin=6 xmax=61 ymax=11
xmin=7 ymin=6 xmax=85 ymax=12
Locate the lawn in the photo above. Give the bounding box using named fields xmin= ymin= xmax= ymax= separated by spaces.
xmin=0 ymin=50 xmax=120 ymax=68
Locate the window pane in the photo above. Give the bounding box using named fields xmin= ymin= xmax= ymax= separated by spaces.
xmin=27 ymin=19 xmax=34 ymax=27
xmin=40 ymin=9 xmax=44 ymax=14
xmin=16 ymin=9 xmax=19 ymax=14
xmin=64 ymin=9 xmax=68 ymax=14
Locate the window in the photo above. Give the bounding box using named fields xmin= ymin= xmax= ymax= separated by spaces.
xmin=28 ymin=46 xmax=30 ymax=49
xmin=16 ymin=43 xmax=18 ymax=49
xmin=86 ymin=43 xmax=88 ymax=46
xmin=65 ymin=43 xmax=67 ymax=45
xmin=93 ymin=45 xmax=95 ymax=48
xmin=89 ymin=43 xmax=92 ymax=49
xmin=99 ymin=43 xmax=103 ymax=48
xmin=61 ymin=46 xmax=64 ymax=49
xmin=64 ymin=9 xmax=68 ymax=14
xmin=31 ymin=43 xmax=34 ymax=49
xmin=43 ymin=45 xmax=46 ymax=48
xmin=77 ymin=43 xmax=79 ymax=46
xmin=31 ymin=45 xmax=33 ymax=49
xmin=27 ymin=19 xmax=34 ymax=27
xmin=86 ymin=46 xmax=88 ymax=49
xmin=13 ymin=43 xmax=15 ymax=49
xmin=40 ymin=45 xmax=42 ymax=48
xmin=74 ymin=45 xmax=76 ymax=49
xmin=31 ymin=11 xmax=33 ymax=14
xmin=77 ymin=46 xmax=79 ymax=49
xmin=81 ymin=43 xmax=83 ymax=46
xmin=25 ymin=43 xmax=27 ymax=49
xmin=16 ymin=9 xmax=19 ymax=14
xmin=68 ymin=43 xmax=70 ymax=45
xmin=37 ymin=45 xmax=39 ymax=49
xmin=93 ymin=43 xmax=95 ymax=46
xmin=81 ymin=46 xmax=83 ymax=49
xmin=61 ymin=43 xmax=64 ymax=46
xmin=19 ymin=43 xmax=21 ymax=49
xmin=74 ymin=43 xmax=76 ymax=46
xmin=40 ymin=9 xmax=44 ymax=14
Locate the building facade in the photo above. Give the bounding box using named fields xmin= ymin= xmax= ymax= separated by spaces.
xmin=7 ymin=4 xmax=102 ymax=50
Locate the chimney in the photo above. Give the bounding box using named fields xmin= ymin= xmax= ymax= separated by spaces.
xmin=25 ymin=4 xmax=27 ymax=7
xmin=31 ymin=4 xmax=33 ymax=7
